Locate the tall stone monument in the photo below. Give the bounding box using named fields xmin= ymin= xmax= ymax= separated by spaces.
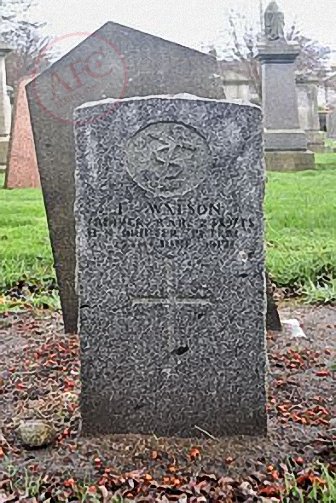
xmin=257 ymin=2 xmax=315 ymax=171
xmin=74 ymin=95 xmax=267 ymax=437
xmin=0 ymin=43 xmax=12 ymax=172
xmin=297 ymin=76 xmax=325 ymax=153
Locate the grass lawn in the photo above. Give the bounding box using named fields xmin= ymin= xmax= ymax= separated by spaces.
xmin=0 ymin=173 xmax=55 ymax=309
xmin=1 ymin=152 xmax=336 ymax=305
xmin=265 ymin=153 xmax=336 ymax=301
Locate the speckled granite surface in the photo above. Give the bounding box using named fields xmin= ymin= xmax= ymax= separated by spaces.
xmin=74 ymin=95 xmax=267 ymax=437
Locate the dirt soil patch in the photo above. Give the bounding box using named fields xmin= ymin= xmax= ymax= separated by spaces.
xmin=0 ymin=305 xmax=335 ymax=501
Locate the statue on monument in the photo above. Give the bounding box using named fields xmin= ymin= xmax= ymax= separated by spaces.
xmin=264 ymin=1 xmax=285 ymax=41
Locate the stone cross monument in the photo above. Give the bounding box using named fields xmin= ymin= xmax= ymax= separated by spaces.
xmin=0 ymin=42 xmax=12 ymax=171
xmin=257 ymin=2 xmax=315 ymax=171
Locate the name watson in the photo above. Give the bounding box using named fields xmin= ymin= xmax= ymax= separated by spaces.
xmin=114 ymin=201 xmax=226 ymax=217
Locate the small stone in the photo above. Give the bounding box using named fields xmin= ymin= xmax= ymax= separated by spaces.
xmin=239 ymin=481 xmax=257 ymax=497
xmin=329 ymin=418 xmax=336 ymax=432
xmin=17 ymin=420 xmax=55 ymax=448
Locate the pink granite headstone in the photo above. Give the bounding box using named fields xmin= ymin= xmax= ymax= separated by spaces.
xmin=5 ymin=77 xmax=40 ymax=189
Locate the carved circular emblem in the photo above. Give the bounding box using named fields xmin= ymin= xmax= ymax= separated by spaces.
xmin=126 ymin=122 xmax=211 ymax=197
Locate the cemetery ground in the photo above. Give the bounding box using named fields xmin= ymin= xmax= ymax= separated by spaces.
xmin=0 ymin=158 xmax=335 ymax=502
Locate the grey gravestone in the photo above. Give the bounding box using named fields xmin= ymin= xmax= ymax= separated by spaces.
xmin=26 ymin=22 xmax=225 ymax=333
xmin=297 ymin=77 xmax=325 ymax=153
xmin=327 ymin=105 xmax=336 ymax=138
xmin=74 ymin=95 xmax=267 ymax=437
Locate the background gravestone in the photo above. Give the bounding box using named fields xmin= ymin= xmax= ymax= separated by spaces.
xmin=327 ymin=104 xmax=336 ymax=139
xmin=297 ymin=76 xmax=325 ymax=153
xmin=27 ymin=22 xmax=225 ymax=333
xmin=5 ymin=77 xmax=40 ymax=189
xmin=74 ymin=95 xmax=267 ymax=437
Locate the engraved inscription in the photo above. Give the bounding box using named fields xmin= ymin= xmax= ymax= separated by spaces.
xmin=126 ymin=122 xmax=211 ymax=197
xmin=87 ymin=200 xmax=257 ymax=252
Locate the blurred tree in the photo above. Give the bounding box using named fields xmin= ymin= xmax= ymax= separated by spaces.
xmin=205 ymin=9 xmax=331 ymax=101
xmin=0 ymin=0 xmax=54 ymax=87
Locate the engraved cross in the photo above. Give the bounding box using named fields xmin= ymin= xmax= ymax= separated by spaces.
xmin=131 ymin=263 xmax=211 ymax=345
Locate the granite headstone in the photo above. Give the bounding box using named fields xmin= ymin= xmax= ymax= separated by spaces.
xmin=74 ymin=95 xmax=267 ymax=437
xmin=27 ymin=22 xmax=225 ymax=333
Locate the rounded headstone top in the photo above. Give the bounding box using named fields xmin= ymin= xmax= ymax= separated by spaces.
xmin=75 ymin=94 xmax=261 ymax=111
